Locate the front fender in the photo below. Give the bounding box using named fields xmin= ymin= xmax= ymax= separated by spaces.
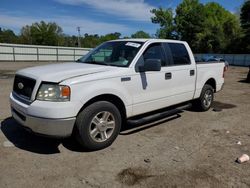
xmin=65 ymin=78 xmax=133 ymax=117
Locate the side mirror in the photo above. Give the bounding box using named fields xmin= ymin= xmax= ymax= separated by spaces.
xmin=139 ymin=59 xmax=161 ymax=72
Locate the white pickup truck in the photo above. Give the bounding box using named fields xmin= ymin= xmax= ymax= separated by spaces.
xmin=10 ymin=39 xmax=225 ymax=150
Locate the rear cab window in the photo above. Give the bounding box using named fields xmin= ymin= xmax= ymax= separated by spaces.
xmin=164 ymin=43 xmax=191 ymax=66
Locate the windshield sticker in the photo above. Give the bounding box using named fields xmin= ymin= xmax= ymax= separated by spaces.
xmin=125 ymin=42 xmax=141 ymax=48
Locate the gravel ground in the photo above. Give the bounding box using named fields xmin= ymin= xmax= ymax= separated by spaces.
xmin=0 ymin=62 xmax=250 ymax=188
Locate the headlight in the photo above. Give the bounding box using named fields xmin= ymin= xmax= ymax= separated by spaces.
xmin=36 ymin=84 xmax=70 ymax=102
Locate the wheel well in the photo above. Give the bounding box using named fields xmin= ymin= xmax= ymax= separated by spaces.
xmin=80 ymin=94 xmax=127 ymax=121
xmin=205 ymin=78 xmax=216 ymax=92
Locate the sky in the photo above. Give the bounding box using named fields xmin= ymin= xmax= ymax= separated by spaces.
xmin=0 ymin=0 xmax=244 ymax=37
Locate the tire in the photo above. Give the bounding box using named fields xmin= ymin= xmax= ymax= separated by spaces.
xmin=193 ymin=84 xmax=214 ymax=112
xmin=75 ymin=101 xmax=121 ymax=150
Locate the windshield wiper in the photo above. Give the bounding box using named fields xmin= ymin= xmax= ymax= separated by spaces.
xmin=79 ymin=60 xmax=126 ymax=67
xmin=83 ymin=61 xmax=110 ymax=66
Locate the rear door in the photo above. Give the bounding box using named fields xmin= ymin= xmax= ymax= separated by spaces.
xmin=162 ymin=42 xmax=196 ymax=102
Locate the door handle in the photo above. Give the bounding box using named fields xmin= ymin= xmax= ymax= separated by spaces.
xmin=190 ymin=70 xmax=195 ymax=76
xmin=165 ymin=72 xmax=172 ymax=80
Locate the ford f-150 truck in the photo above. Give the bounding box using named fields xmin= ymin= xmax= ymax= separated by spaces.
xmin=10 ymin=39 xmax=225 ymax=150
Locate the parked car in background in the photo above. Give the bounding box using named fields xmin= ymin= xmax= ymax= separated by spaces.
xmin=205 ymin=56 xmax=229 ymax=71
xmin=220 ymin=59 xmax=229 ymax=71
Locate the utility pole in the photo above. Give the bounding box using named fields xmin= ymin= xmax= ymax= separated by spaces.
xmin=77 ymin=26 xmax=81 ymax=47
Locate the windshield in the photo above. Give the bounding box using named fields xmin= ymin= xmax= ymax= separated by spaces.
xmin=77 ymin=41 xmax=144 ymax=67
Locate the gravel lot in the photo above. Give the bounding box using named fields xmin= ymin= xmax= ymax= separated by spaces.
xmin=0 ymin=62 xmax=249 ymax=188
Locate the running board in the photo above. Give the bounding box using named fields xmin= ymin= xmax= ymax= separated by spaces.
xmin=127 ymin=103 xmax=192 ymax=125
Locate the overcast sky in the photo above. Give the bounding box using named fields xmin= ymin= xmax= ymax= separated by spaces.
xmin=0 ymin=0 xmax=244 ymax=36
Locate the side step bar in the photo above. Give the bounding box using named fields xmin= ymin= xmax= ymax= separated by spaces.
xmin=127 ymin=103 xmax=192 ymax=125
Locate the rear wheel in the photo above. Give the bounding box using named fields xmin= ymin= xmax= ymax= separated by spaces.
xmin=193 ymin=84 xmax=214 ymax=111
xmin=75 ymin=101 xmax=121 ymax=150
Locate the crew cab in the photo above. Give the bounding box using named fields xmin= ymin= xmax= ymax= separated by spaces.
xmin=10 ymin=39 xmax=225 ymax=150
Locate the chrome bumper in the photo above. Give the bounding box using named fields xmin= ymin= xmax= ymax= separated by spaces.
xmin=11 ymin=107 xmax=76 ymax=137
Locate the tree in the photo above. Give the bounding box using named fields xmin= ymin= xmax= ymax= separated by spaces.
xmin=131 ymin=30 xmax=150 ymax=38
xmin=20 ymin=21 xmax=63 ymax=46
xmin=175 ymin=0 xmax=205 ymax=50
xmin=100 ymin=32 xmax=121 ymax=43
xmin=82 ymin=33 xmax=101 ymax=48
xmin=80 ymin=33 xmax=121 ymax=48
xmin=61 ymin=35 xmax=77 ymax=47
xmin=151 ymin=1 xmax=242 ymax=53
xmin=222 ymin=10 xmax=242 ymax=53
xmin=240 ymin=0 xmax=250 ymax=53
xmin=20 ymin=25 xmax=32 ymax=44
xmin=0 ymin=28 xmax=18 ymax=43
xmin=197 ymin=2 xmax=241 ymax=53
xmin=151 ymin=7 xmax=176 ymax=39
xmin=241 ymin=0 xmax=250 ymax=30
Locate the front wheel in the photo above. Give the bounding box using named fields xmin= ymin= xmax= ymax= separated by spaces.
xmin=193 ymin=84 xmax=214 ymax=111
xmin=75 ymin=101 xmax=121 ymax=150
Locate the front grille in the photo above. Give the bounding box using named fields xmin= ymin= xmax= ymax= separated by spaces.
xmin=13 ymin=75 xmax=36 ymax=100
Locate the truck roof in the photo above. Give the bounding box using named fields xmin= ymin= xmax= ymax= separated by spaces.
xmin=111 ymin=38 xmax=187 ymax=44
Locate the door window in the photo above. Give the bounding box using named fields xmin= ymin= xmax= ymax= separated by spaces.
xmin=143 ymin=43 xmax=166 ymax=66
xmin=168 ymin=43 xmax=191 ymax=65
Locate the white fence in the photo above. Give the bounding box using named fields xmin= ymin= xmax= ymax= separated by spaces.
xmin=0 ymin=43 xmax=249 ymax=66
xmin=0 ymin=43 xmax=91 ymax=62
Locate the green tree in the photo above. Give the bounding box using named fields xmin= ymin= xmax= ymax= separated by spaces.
xmin=131 ymin=30 xmax=150 ymax=38
xmin=80 ymin=32 xmax=122 ymax=48
xmin=151 ymin=7 xmax=175 ymax=39
xmin=100 ymin=32 xmax=121 ymax=43
xmin=222 ymin=11 xmax=242 ymax=53
xmin=175 ymin=0 xmax=205 ymax=50
xmin=151 ymin=0 xmax=242 ymax=53
xmin=19 ymin=25 xmax=32 ymax=44
xmin=240 ymin=0 xmax=250 ymax=53
xmin=20 ymin=21 xmax=63 ymax=46
xmin=0 ymin=28 xmax=18 ymax=43
xmin=151 ymin=1 xmax=242 ymax=53
xmin=197 ymin=2 xmax=241 ymax=53
xmin=82 ymin=33 xmax=101 ymax=48
xmin=62 ymin=35 xmax=78 ymax=47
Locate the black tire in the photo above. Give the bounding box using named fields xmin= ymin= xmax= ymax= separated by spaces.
xmin=193 ymin=84 xmax=214 ymax=112
xmin=75 ymin=101 xmax=121 ymax=150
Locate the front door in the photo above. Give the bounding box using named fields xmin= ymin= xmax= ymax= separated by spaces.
xmin=131 ymin=42 xmax=171 ymax=115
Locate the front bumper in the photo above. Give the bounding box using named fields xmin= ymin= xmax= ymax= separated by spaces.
xmin=10 ymin=93 xmax=76 ymax=137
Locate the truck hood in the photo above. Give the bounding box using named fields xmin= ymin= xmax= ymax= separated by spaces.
xmin=17 ymin=62 xmax=117 ymax=82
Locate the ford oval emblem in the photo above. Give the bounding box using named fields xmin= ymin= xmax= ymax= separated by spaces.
xmin=18 ymin=82 xmax=24 ymax=89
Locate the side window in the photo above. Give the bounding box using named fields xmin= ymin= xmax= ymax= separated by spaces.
xmin=168 ymin=43 xmax=191 ymax=65
xmin=143 ymin=43 xmax=166 ymax=66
